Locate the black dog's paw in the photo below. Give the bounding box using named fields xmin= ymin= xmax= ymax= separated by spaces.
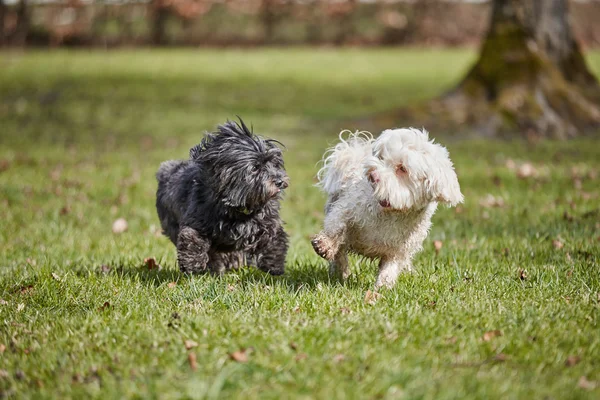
xmin=177 ymin=227 xmax=210 ymax=274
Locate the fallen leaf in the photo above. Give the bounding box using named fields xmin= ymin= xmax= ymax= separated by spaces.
xmin=15 ymin=370 xmax=25 ymax=380
xmin=59 ymin=206 xmax=70 ymax=216
xmin=494 ymin=353 xmax=508 ymax=362
xmin=333 ymin=354 xmax=345 ymax=363
xmin=516 ymin=162 xmax=536 ymax=179
xmin=0 ymin=370 xmax=9 ymax=378
xmin=292 ymin=306 xmax=301 ymax=313
xmin=188 ymin=353 xmax=197 ymax=371
xmin=433 ymin=240 xmax=443 ymax=255
xmin=227 ymin=284 xmax=236 ymax=291
xmin=167 ymin=282 xmax=177 ymax=288
xmin=230 ymin=350 xmax=249 ymax=363
xmin=51 ymin=272 xmax=62 ymax=282
xmin=295 ymin=353 xmax=308 ymax=361
xmin=364 ymin=290 xmax=381 ymax=305
xmin=100 ymin=264 xmax=111 ymax=274
xmin=144 ymin=257 xmax=160 ymax=270
xmin=98 ymin=301 xmax=111 ymax=312
xmin=289 ymin=342 xmax=298 ymax=351
xmin=444 ymin=336 xmax=457 ymax=344
xmin=553 ymin=239 xmax=564 ymax=249
xmin=479 ymin=194 xmax=505 ymax=208
xmin=578 ymin=376 xmax=597 ymax=390
xmin=339 ymin=307 xmax=352 ymax=315
xmin=185 ymin=340 xmax=198 ymax=350
xmin=482 ymin=330 xmax=503 ymax=342
xmin=0 ymin=344 xmax=5 ymax=353
xmin=112 ymin=218 xmax=128 ymax=234
xmin=566 ymin=355 xmax=581 ymax=367
xmin=518 ymin=269 xmax=527 ymax=281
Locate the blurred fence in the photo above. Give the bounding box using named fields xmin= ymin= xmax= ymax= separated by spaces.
xmin=1 ymin=0 xmax=599 ymax=48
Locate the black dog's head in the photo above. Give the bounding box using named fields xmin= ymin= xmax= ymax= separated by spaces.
xmin=190 ymin=119 xmax=288 ymax=213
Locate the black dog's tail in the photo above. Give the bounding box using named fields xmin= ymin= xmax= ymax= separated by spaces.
xmin=156 ymin=160 xmax=185 ymax=183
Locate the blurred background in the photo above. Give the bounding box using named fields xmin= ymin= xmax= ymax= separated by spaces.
xmin=0 ymin=0 xmax=599 ymax=48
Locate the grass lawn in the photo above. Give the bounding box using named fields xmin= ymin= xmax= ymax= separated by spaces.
xmin=1 ymin=49 xmax=599 ymax=399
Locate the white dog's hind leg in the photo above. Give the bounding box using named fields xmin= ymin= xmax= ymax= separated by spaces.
xmin=374 ymin=256 xmax=412 ymax=289
xmin=329 ymin=246 xmax=350 ymax=281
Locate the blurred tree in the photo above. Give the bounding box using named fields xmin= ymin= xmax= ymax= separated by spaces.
xmin=0 ymin=0 xmax=5 ymax=46
xmin=13 ymin=0 xmax=30 ymax=46
xmin=440 ymin=0 xmax=600 ymax=138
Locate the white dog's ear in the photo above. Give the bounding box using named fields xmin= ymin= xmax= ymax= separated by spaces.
xmin=428 ymin=166 xmax=463 ymax=206
xmin=425 ymin=146 xmax=463 ymax=206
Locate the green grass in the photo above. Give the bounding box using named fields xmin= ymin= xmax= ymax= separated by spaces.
xmin=1 ymin=49 xmax=599 ymax=399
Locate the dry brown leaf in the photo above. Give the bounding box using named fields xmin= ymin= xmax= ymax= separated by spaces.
xmin=0 ymin=370 xmax=9 ymax=378
xmin=144 ymin=257 xmax=160 ymax=270
xmin=227 ymin=284 xmax=236 ymax=292
xmin=517 ymin=163 xmax=536 ymax=179
xmin=364 ymin=290 xmax=382 ymax=305
xmin=0 ymin=344 xmax=5 ymax=353
xmin=340 ymin=307 xmax=352 ymax=315
xmin=333 ymin=354 xmax=345 ymax=363
xmin=188 ymin=353 xmax=197 ymax=371
xmin=100 ymin=265 xmax=111 ymax=274
xmin=444 ymin=336 xmax=457 ymax=344
xmin=98 ymin=301 xmax=111 ymax=312
xmin=112 ymin=218 xmax=128 ymax=234
xmin=565 ymin=355 xmax=581 ymax=367
xmin=184 ymin=340 xmax=198 ymax=350
xmin=518 ymin=269 xmax=527 ymax=281
xmin=167 ymin=282 xmax=177 ymax=288
xmin=479 ymin=194 xmax=505 ymax=208
xmin=230 ymin=350 xmax=249 ymax=363
xmin=494 ymin=353 xmax=508 ymax=362
xmin=289 ymin=341 xmax=298 ymax=351
xmin=553 ymin=239 xmax=564 ymax=249
xmin=433 ymin=240 xmax=443 ymax=255
xmin=295 ymin=353 xmax=308 ymax=361
xmin=292 ymin=306 xmax=301 ymax=313
xmin=578 ymin=376 xmax=597 ymax=390
xmin=482 ymin=330 xmax=503 ymax=341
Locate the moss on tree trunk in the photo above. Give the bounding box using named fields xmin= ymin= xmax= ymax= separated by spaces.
xmin=387 ymin=0 xmax=600 ymax=138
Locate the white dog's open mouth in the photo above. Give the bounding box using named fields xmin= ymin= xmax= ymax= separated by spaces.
xmin=379 ymin=199 xmax=391 ymax=208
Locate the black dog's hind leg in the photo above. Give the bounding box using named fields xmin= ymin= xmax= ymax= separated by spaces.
xmin=207 ymin=251 xmax=246 ymax=275
xmin=177 ymin=226 xmax=211 ymax=274
xmin=254 ymin=225 xmax=288 ymax=276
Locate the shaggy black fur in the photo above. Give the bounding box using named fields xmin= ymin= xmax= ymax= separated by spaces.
xmin=156 ymin=119 xmax=289 ymax=275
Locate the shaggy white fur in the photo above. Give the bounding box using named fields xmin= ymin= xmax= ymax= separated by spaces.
xmin=312 ymin=128 xmax=463 ymax=289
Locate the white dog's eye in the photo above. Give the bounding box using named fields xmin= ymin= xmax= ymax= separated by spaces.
xmin=396 ymin=163 xmax=408 ymax=175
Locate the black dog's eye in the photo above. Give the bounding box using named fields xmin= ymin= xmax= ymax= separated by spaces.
xmin=250 ymin=164 xmax=259 ymax=173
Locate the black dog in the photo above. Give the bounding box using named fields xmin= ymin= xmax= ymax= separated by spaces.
xmin=156 ymin=119 xmax=289 ymax=275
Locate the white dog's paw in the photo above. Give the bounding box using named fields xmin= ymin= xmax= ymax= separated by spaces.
xmin=311 ymin=233 xmax=338 ymax=261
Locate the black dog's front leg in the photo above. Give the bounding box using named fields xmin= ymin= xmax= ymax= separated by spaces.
xmin=254 ymin=224 xmax=288 ymax=276
xmin=177 ymin=226 xmax=211 ymax=274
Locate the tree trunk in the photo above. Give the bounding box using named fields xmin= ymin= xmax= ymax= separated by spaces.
xmin=0 ymin=0 xmax=5 ymax=47
xmin=447 ymin=0 xmax=600 ymax=138
xmin=261 ymin=0 xmax=277 ymax=44
xmin=13 ymin=0 xmax=30 ymax=47
xmin=151 ymin=0 xmax=169 ymax=46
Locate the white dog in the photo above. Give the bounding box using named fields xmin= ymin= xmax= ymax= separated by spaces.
xmin=311 ymin=128 xmax=463 ymax=289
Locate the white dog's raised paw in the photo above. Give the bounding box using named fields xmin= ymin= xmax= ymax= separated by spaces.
xmin=311 ymin=234 xmax=338 ymax=261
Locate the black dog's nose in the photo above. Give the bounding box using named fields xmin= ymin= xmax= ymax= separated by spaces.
xmin=276 ymin=179 xmax=288 ymax=189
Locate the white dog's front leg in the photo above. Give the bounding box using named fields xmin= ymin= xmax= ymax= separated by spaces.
xmin=374 ymin=256 xmax=412 ymax=289
xmin=311 ymin=201 xmax=348 ymax=261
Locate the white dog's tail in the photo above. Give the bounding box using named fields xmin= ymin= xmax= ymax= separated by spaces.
xmin=317 ymin=130 xmax=373 ymax=195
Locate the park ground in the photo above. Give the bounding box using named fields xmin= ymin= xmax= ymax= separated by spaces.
xmin=0 ymin=49 xmax=599 ymax=399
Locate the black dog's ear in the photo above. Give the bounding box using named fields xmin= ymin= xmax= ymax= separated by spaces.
xmin=189 ymin=133 xmax=215 ymax=161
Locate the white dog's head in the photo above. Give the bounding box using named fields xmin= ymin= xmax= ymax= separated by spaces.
xmin=363 ymin=128 xmax=463 ymax=211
